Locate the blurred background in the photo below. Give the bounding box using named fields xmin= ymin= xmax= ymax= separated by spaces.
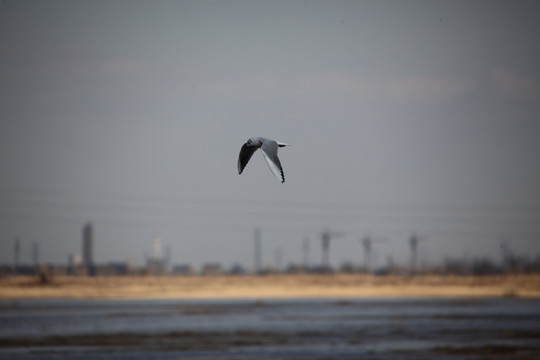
xmin=1 ymin=0 xmax=539 ymax=276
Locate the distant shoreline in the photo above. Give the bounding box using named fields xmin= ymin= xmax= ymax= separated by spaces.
xmin=1 ymin=274 xmax=539 ymax=300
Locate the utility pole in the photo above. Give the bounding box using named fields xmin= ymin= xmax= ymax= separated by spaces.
xmin=254 ymin=227 xmax=262 ymax=274
xmin=409 ymin=233 xmax=426 ymax=275
xmin=14 ymin=237 xmax=20 ymax=274
xmin=362 ymin=235 xmax=372 ymax=274
xmin=275 ymin=247 xmax=283 ymax=272
xmin=302 ymin=237 xmax=310 ymax=271
xmin=362 ymin=235 xmax=371 ymax=274
xmin=32 ymin=242 xmax=39 ymax=273
xmin=500 ymin=240 xmax=510 ymax=273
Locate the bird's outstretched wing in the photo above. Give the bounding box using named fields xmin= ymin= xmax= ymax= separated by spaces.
xmin=261 ymin=141 xmax=285 ymax=183
xmin=238 ymin=143 xmax=259 ymax=174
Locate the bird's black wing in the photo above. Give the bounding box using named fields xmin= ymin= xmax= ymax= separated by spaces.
xmin=238 ymin=143 xmax=259 ymax=174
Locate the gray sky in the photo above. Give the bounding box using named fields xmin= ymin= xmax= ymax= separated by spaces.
xmin=1 ymin=0 xmax=539 ymax=270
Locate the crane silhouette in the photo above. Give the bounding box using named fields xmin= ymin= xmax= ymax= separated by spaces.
xmin=361 ymin=234 xmax=390 ymax=274
xmin=320 ymin=228 xmax=345 ymax=273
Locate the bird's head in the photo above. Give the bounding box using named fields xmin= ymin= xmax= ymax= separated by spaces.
xmin=246 ymin=138 xmax=261 ymax=146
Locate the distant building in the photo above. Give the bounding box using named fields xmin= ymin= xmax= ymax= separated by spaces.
xmin=146 ymin=258 xmax=168 ymax=275
xmin=285 ymin=263 xmax=304 ymax=274
xmin=172 ymin=264 xmax=195 ymax=276
xmin=82 ymin=222 xmax=95 ymax=276
xmin=229 ymin=263 xmax=246 ymax=275
xmin=201 ymin=263 xmax=222 ymax=276
xmin=97 ymin=262 xmax=131 ymax=276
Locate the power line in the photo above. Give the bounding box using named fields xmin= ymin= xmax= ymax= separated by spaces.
xmin=2 ymin=190 xmax=539 ymax=229
xmin=2 ymin=185 xmax=540 ymax=215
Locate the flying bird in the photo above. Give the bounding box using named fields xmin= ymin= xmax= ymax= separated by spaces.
xmin=238 ymin=137 xmax=289 ymax=183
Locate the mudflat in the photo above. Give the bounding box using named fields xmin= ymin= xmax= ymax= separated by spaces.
xmin=1 ymin=274 xmax=539 ymax=300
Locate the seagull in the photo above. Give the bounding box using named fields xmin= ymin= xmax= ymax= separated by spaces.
xmin=238 ymin=137 xmax=289 ymax=183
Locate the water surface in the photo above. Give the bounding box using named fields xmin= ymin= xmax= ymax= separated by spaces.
xmin=1 ymin=297 xmax=539 ymax=359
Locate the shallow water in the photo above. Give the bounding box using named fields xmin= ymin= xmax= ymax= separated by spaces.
xmin=0 ymin=297 xmax=539 ymax=359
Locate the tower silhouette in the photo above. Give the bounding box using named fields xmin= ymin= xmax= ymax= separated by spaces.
xmin=82 ymin=222 xmax=94 ymax=276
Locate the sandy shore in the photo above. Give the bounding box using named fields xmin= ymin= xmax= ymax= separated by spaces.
xmin=1 ymin=274 xmax=540 ymax=300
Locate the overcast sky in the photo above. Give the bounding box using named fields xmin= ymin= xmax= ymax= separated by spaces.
xmin=1 ymin=1 xmax=539 ymax=270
